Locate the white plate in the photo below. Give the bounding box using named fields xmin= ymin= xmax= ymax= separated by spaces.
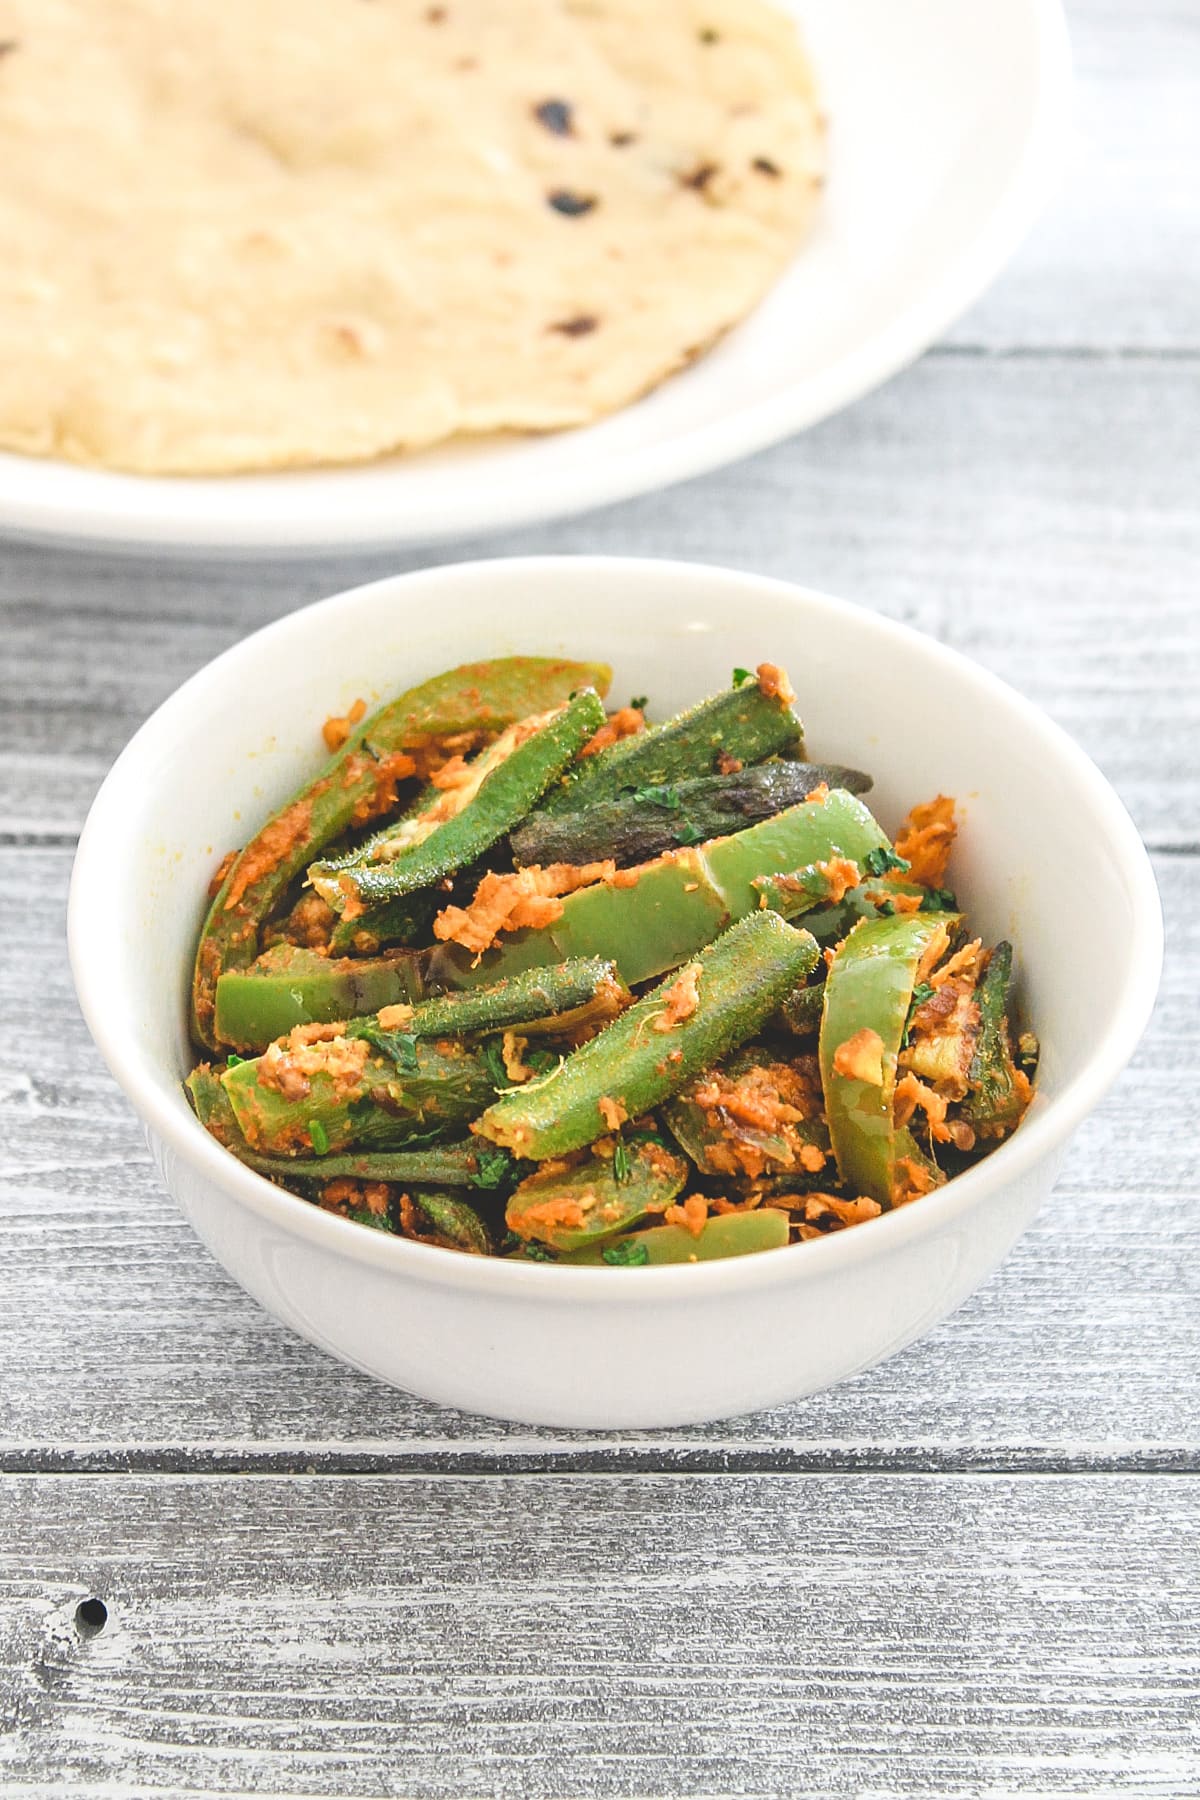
xmin=0 ymin=0 xmax=1070 ymax=556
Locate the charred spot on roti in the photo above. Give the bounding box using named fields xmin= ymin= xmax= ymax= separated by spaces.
xmin=533 ymin=99 xmax=574 ymax=136
xmin=549 ymin=315 xmax=600 ymax=337
xmin=546 ymin=189 xmax=598 ymax=217
xmin=680 ymin=162 xmax=719 ymax=192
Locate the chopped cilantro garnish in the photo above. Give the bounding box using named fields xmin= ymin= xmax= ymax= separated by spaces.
xmin=877 ymin=899 xmax=895 ymax=917
xmin=470 ymin=1148 xmax=512 ymax=1190
xmin=349 ymin=1206 xmax=393 ymax=1233
xmin=602 ymin=1237 xmax=649 ymax=1266
xmin=921 ymin=887 xmax=958 ymax=912
xmin=612 ymin=1139 xmax=632 ymax=1185
xmin=224 ymin=1053 xmax=244 ymax=1068
xmin=483 ymin=1040 xmax=514 ymax=1090
xmin=630 ymin=694 xmax=648 ymax=711
xmin=352 ymin=1019 xmax=419 ymax=1070
xmin=864 ymin=846 xmax=911 ymax=878
xmin=522 ymin=1241 xmax=554 ymax=1262
xmin=731 ymin=667 xmax=754 ymax=687
xmin=308 ymin=1119 xmax=329 ymax=1155
xmin=633 ymin=783 xmax=681 ymax=809
xmin=673 ymin=821 xmax=705 ymax=846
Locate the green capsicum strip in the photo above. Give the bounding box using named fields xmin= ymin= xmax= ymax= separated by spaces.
xmin=509 ymin=761 xmax=871 ymax=868
xmin=191 ymin=656 xmax=609 ymax=1048
xmin=220 ymin=1036 xmax=496 ymax=1157
xmin=214 ymin=944 xmax=429 ymax=1052
xmin=506 ymin=1140 xmax=688 ymax=1251
xmin=431 ymin=788 xmax=890 ymax=991
xmin=818 ymin=912 xmax=955 ymax=1206
xmin=313 ymin=689 xmax=607 ymax=947
xmin=560 ymin=1207 xmax=789 ymax=1264
xmin=476 ymin=910 xmax=819 ymax=1160
xmin=539 ymin=672 xmax=804 ymax=815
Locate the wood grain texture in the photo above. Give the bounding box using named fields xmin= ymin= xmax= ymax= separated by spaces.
xmin=943 ymin=0 xmax=1200 ymax=352
xmin=1 ymin=846 xmax=1195 ymax=1466
xmin=2 ymin=1473 xmax=1198 ymax=1798
xmin=3 ymin=352 xmax=1199 ymax=846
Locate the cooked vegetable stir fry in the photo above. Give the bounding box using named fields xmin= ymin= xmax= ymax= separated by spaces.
xmin=186 ymin=657 xmax=1036 ymax=1264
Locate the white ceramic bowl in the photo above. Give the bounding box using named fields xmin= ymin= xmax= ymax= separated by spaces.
xmin=69 ymin=559 xmax=1160 ymax=1428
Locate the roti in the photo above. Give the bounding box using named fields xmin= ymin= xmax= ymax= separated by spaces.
xmin=0 ymin=0 xmax=824 ymax=473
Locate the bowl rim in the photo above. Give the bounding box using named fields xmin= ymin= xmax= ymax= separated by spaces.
xmin=68 ymin=554 xmax=1163 ymax=1303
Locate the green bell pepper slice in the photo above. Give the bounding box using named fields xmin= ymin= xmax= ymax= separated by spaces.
xmin=818 ymin=912 xmax=955 ymax=1207
xmin=561 ymin=1208 xmax=790 ymax=1264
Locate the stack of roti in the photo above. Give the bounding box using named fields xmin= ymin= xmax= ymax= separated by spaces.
xmin=0 ymin=0 xmax=824 ymax=473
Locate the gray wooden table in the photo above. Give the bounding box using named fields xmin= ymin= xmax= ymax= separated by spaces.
xmin=3 ymin=4 xmax=1198 ymax=1794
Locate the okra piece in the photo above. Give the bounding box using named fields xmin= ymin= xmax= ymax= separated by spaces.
xmin=411 ymin=1190 xmax=495 ymax=1256
xmin=314 ymin=690 xmax=607 ymax=946
xmin=433 ymin=788 xmax=890 ymax=992
xmin=191 ymin=1119 xmax=517 ymax=1190
xmin=818 ymin=913 xmax=953 ymax=1206
xmin=540 ymin=671 xmax=804 ymax=814
xmin=510 ymin=762 xmax=871 ymax=868
xmin=215 ymin=944 xmax=429 ymax=1052
xmin=477 ymin=911 xmax=820 ymax=1160
xmin=351 ymin=959 xmax=629 ymax=1046
xmin=562 ymin=1208 xmax=790 ymax=1264
xmin=221 ymin=1037 xmax=496 ymax=1157
xmin=191 ymin=656 xmax=609 ymax=1048
xmin=506 ymin=1139 xmax=688 ymax=1251
xmin=962 ymin=942 xmax=1029 ymax=1140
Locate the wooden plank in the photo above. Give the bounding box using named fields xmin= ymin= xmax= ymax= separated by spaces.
xmin=2 ymin=1472 xmax=1197 ymax=1797
xmin=2 ymin=845 xmax=1195 ymax=1465
xmin=942 ymin=0 xmax=1200 ymax=352
xmin=3 ymin=353 xmax=1199 ymax=846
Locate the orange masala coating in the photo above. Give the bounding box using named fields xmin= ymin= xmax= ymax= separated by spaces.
xmin=755 ymin=661 xmax=796 ymax=706
xmin=792 ymin=1193 xmax=882 ymax=1239
xmin=223 ymin=800 xmax=314 ymax=911
xmin=652 ymin=963 xmax=702 ymax=1032
xmin=813 ymin=856 xmax=861 ymax=904
xmin=579 ymin=706 xmax=645 ymax=759
xmin=597 ymin=1094 xmax=628 ymax=1132
xmin=832 ymin=1027 xmax=885 ymax=1086
xmin=256 ymin=1029 xmax=370 ymax=1104
xmin=895 ymin=794 xmax=957 ymax=887
xmin=321 ymin=697 xmax=367 ymax=754
xmin=663 ymin=1194 xmax=710 ymax=1238
xmin=320 ymin=1177 xmax=391 ymax=1217
xmin=433 ymin=861 xmax=616 ymax=955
